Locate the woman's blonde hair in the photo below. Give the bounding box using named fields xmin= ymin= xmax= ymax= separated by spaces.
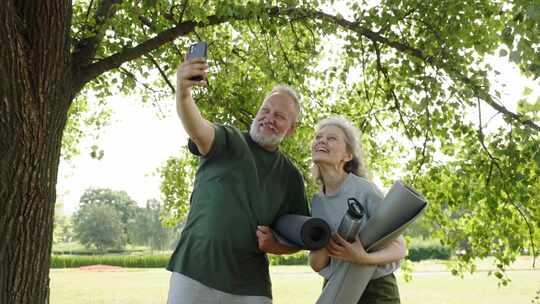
xmin=311 ymin=116 xmax=368 ymax=183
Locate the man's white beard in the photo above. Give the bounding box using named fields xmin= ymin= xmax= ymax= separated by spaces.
xmin=249 ymin=121 xmax=286 ymax=148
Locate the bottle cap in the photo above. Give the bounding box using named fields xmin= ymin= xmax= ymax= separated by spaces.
xmin=347 ymin=198 xmax=365 ymax=219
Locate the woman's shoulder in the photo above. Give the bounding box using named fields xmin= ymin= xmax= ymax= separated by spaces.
xmin=346 ymin=174 xmax=384 ymax=198
xmin=347 ymin=173 xmax=370 ymax=185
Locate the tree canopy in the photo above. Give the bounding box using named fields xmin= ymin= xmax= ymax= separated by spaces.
xmin=148 ymin=0 xmax=540 ymax=281
xmin=127 ymin=199 xmax=178 ymax=251
xmin=72 ymin=188 xmax=139 ymax=250
xmin=1 ymin=0 xmax=539 ymax=302
xmin=73 ymin=204 xmax=126 ymax=252
xmin=78 ymin=188 xmax=138 ymax=227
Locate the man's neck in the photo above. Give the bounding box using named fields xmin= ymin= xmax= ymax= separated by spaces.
xmin=261 ymin=143 xmax=279 ymax=152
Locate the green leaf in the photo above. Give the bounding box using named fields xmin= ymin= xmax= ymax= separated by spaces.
xmin=534 ymin=151 xmax=540 ymax=168
xmin=526 ymin=4 xmax=540 ymax=21
xmin=509 ymin=50 xmax=521 ymax=63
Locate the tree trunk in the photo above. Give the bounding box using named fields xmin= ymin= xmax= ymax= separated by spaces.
xmin=0 ymin=1 xmax=73 ymax=303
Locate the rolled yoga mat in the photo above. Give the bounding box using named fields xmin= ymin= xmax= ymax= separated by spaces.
xmin=360 ymin=180 xmax=428 ymax=252
xmin=316 ymin=180 xmax=428 ymax=304
xmin=272 ymin=215 xmax=331 ymax=250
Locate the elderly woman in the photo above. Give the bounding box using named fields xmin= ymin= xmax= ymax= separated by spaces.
xmin=309 ymin=116 xmax=407 ymax=304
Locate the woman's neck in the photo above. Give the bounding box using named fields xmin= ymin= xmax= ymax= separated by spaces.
xmin=318 ymin=165 xmax=348 ymax=196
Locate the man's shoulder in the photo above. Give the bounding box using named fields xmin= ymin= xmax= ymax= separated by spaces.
xmin=278 ymin=151 xmax=302 ymax=174
xmin=216 ymin=124 xmax=244 ymax=137
xmin=215 ymin=124 xmax=251 ymax=147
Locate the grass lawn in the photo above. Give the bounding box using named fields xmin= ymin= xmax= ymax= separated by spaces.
xmin=50 ymin=258 xmax=539 ymax=304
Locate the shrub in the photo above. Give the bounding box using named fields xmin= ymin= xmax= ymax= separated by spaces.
xmin=50 ymin=238 xmax=452 ymax=269
xmin=50 ymin=255 xmax=170 ymax=268
xmin=268 ymin=252 xmax=308 ymax=265
xmin=407 ymin=238 xmax=453 ymax=261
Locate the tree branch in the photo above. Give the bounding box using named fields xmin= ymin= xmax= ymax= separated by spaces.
xmin=373 ymin=41 xmax=412 ymax=139
xmin=147 ymin=54 xmax=175 ymax=94
xmin=84 ymin=0 xmax=95 ymax=23
xmin=72 ymin=0 xmax=123 ymax=69
xmin=413 ymin=97 xmax=432 ymax=182
xmin=73 ymin=6 xmax=284 ymax=92
xmin=118 ymin=67 xmax=167 ymax=116
xmin=476 ymin=97 xmax=537 ymax=264
xmin=71 ymin=5 xmax=540 ymax=133
xmin=253 ymin=19 xmax=277 ymax=79
xmin=303 ymin=10 xmax=540 ymax=132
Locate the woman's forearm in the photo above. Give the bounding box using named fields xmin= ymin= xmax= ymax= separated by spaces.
xmin=309 ymin=249 xmax=330 ymax=272
xmin=358 ymin=235 xmax=407 ymax=265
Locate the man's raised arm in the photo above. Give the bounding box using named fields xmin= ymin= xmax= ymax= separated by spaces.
xmin=176 ymin=58 xmax=214 ymax=155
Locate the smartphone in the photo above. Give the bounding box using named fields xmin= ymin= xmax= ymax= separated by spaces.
xmin=186 ymin=41 xmax=208 ymax=81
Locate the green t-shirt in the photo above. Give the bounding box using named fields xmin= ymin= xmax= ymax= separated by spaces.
xmin=167 ymin=125 xmax=309 ymax=298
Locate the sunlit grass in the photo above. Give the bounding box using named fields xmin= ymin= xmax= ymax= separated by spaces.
xmin=49 ymin=258 xmax=539 ymax=304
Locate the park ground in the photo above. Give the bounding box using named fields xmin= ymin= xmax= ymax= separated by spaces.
xmin=50 ymin=256 xmax=539 ymax=304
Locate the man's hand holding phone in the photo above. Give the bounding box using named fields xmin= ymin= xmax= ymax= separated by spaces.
xmin=174 ymin=41 xmax=214 ymax=157
xmin=176 ymin=42 xmax=208 ymax=93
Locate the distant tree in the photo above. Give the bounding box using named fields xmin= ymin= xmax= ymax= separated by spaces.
xmin=52 ymin=202 xmax=73 ymax=244
xmin=73 ymin=204 xmax=126 ymax=252
xmin=53 ymin=214 xmax=73 ymax=244
xmin=127 ymin=199 xmax=176 ymax=251
xmin=79 ymin=188 xmax=138 ymax=226
xmin=126 ymin=208 xmax=148 ymax=246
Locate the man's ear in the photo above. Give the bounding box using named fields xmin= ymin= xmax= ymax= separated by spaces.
xmin=285 ymin=121 xmax=298 ymax=137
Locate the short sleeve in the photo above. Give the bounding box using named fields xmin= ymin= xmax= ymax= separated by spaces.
xmin=187 ymin=124 xmax=228 ymax=159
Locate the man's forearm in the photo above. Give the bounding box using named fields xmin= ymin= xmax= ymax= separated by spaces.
xmin=175 ymin=58 xmax=213 ymax=155
xmin=264 ymin=242 xmax=301 ymax=255
xmin=176 ymin=88 xmax=214 ymax=155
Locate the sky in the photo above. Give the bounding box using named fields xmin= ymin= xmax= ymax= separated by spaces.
xmin=56 ymin=98 xmax=187 ymax=214
xmin=55 ymin=49 xmax=539 ymax=216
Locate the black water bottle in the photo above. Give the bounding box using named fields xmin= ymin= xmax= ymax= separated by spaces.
xmin=337 ymin=198 xmax=366 ymax=242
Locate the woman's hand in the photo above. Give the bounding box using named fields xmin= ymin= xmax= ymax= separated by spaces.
xmin=327 ymin=233 xmax=374 ymax=265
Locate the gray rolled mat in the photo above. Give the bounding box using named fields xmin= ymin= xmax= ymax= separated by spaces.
xmin=316 ymin=181 xmax=428 ymax=304
xmin=316 ymin=262 xmax=376 ymax=304
xmin=360 ymin=180 xmax=428 ymax=252
xmin=273 ymin=215 xmax=331 ymax=250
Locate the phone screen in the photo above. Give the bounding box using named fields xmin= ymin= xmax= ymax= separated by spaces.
xmin=187 ymin=42 xmax=208 ymax=60
xmin=187 ymin=42 xmax=208 ymax=81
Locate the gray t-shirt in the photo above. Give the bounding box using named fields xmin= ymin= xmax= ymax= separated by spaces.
xmin=311 ymin=173 xmax=400 ymax=279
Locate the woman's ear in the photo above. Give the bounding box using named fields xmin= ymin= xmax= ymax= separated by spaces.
xmin=344 ymin=152 xmax=353 ymax=162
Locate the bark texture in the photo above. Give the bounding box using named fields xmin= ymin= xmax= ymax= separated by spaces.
xmin=0 ymin=1 xmax=72 ymax=303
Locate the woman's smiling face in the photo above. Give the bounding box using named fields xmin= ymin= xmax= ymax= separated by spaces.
xmin=311 ymin=124 xmax=352 ymax=168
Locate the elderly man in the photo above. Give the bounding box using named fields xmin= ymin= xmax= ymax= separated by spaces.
xmin=166 ymin=56 xmax=309 ymax=304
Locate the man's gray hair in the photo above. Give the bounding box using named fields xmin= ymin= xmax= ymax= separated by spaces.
xmin=264 ymin=84 xmax=302 ymax=122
